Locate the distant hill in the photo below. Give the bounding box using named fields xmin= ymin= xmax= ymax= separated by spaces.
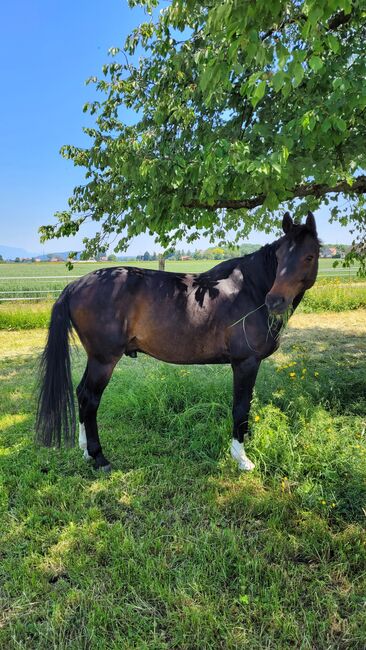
xmin=0 ymin=245 xmax=39 ymax=260
xmin=0 ymin=246 xmax=82 ymax=261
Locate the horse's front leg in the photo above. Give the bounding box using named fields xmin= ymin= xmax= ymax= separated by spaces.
xmin=230 ymin=357 xmax=260 ymax=471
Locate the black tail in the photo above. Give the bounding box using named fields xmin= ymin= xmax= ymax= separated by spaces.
xmin=36 ymin=287 xmax=76 ymax=447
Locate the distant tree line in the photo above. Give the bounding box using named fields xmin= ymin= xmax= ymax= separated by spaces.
xmin=0 ymin=242 xmax=352 ymax=263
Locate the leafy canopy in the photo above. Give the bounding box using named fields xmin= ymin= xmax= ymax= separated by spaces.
xmin=40 ymin=0 xmax=366 ymax=268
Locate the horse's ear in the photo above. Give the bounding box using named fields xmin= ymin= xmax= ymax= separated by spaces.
xmin=306 ymin=211 xmax=317 ymax=235
xmin=282 ymin=212 xmax=293 ymax=234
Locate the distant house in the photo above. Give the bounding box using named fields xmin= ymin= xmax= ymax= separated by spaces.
xmin=34 ymin=258 xmax=41 ymax=263
xmin=180 ymin=255 xmax=192 ymax=261
xmin=50 ymin=257 xmax=61 ymax=262
xmin=99 ymin=256 xmax=108 ymax=262
xmin=321 ymin=247 xmax=336 ymax=258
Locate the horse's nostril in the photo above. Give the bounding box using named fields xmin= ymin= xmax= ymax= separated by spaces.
xmin=266 ymin=294 xmax=285 ymax=311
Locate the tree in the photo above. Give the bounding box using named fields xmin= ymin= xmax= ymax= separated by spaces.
xmin=40 ymin=0 xmax=366 ymax=271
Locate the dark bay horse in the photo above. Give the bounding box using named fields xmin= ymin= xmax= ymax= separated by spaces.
xmin=36 ymin=213 xmax=320 ymax=472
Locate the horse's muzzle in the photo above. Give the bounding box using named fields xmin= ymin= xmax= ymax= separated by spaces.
xmin=265 ymin=293 xmax=287 ymax=314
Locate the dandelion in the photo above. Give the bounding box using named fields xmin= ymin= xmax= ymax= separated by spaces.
xmin=289 ymin=372 xmax=296 ymax=378
xmin=254 ymin=415 xmax=260 ymax=422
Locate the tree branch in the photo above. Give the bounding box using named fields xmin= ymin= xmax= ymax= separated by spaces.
xmin=261 ymin=7 xmax=354 ymax=42
xmin=183 ymin=175 xmax=366 ymax=210
xmin=328 ymin=10 xmax=353 ymax=30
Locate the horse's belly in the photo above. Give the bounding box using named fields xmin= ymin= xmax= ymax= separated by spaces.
xmin=133 ymin=330 xmax=228 ymax=365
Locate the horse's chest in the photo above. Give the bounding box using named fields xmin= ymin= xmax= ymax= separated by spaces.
xmin=229 ymin=316 xmax=281 ymax=360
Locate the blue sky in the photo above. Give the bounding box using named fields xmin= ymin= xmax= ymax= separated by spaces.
xmin=0 ymin=1 xmax=352 ymax=255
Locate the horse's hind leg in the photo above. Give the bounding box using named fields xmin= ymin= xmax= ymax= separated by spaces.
xmin=77 ymin=365 xmax=90 ymax=459
xmin=77 ymin=356 xmax=117 ymax=471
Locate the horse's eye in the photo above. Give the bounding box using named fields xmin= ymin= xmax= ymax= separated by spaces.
xmin=306 ymin=255 xmax=314 ymax=262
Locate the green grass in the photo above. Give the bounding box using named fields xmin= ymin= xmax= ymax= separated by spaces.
xmin=0 ymin=311 xmax=365 ymax=648
xmin=301 ymin=281 xmax=366 ymax=312
xmin=0 ymin=258 xmax=361 ymax=278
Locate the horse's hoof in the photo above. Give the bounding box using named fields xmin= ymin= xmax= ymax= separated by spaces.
xmin=238 ymin=457 xmax=255 ymax=472
xmin=96 ymin=463 xmax=112 ymax=473
xmin=83 ymin=449 xmax=92 ymax=461
xmin=231 ymin=439 xmax=255 ymax=472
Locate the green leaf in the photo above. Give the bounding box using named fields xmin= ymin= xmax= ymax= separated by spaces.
xmin=333 ymin=116 xmax=347 ymax=132
xmin=276 ymin=43 xmax=289 ymax=69
xmin=251 ymin=80 xmax=266 ymax=108
xmin=309 ymin=55 xmax=323 ymax=72
xmin=265 ymin=191 xmax=279 ymax=210
xmin=327 ymin=35 xmax=340 ymax=54
xmin=272 ymin=70 xmax=286 ymax=92
xmin=293 ymin=63 xmax=304 ymax=88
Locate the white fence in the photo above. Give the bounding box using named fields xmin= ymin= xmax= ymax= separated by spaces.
xmin=0 ymin=276 xmax=82 ymax=302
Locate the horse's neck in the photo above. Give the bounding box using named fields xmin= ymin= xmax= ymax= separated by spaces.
xmin=242 ymin=244 xmax=278 ymax=301
xmin=222 ymin=246 xmax=277 ymax=327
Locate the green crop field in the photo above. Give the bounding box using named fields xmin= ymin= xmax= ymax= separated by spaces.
xmin=0 ymin=257 xmax=361 ymax=278
xmin=0 ymin=310 xmax=365 ymax=647
xmin=0 ymin=258 xmax=363 ymax=305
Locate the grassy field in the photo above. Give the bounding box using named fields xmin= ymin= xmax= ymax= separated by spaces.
xmin=0 ymin=258 xmax=361 ymax=278
xmin=0 ymin=310 xmax=365 ymax=647
xmin=0 ymin=258 xmax=362 ymax=302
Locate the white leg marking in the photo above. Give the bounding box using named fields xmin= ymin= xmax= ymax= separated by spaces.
xmin=79 ymin=423 xmax=92 ymax=460
xmin=231 ymin=439 xmax=255 ymax=471
xmin=79 ymin=422 xmax=87 ymax=449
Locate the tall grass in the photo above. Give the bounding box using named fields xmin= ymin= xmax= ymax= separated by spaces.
xmin=0 ymin=301 xmax=51 ymax=329
xmin=300 ymin=280 xmax=366 ymax=312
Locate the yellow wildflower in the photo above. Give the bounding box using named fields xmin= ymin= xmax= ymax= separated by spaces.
xmin=254 ymin=415 xmax=260 ymax=422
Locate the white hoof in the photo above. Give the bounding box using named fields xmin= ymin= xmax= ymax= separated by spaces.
xmin=231 ymin=439 xmax=255 ymax=471
xmin=83 ymin=449 xmax=92 ymax=461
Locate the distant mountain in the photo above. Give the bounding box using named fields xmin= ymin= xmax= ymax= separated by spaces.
xmin=36 ymin=251 xmax=82 ymax=261
xmin=0 ymin=246 xmax=82 ymax=261
xmin=0 ymin=245 xmax=40 ymax=260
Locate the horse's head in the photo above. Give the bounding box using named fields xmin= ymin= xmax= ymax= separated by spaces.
xmin=265 ymin=212 xmax=320 ymax=315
